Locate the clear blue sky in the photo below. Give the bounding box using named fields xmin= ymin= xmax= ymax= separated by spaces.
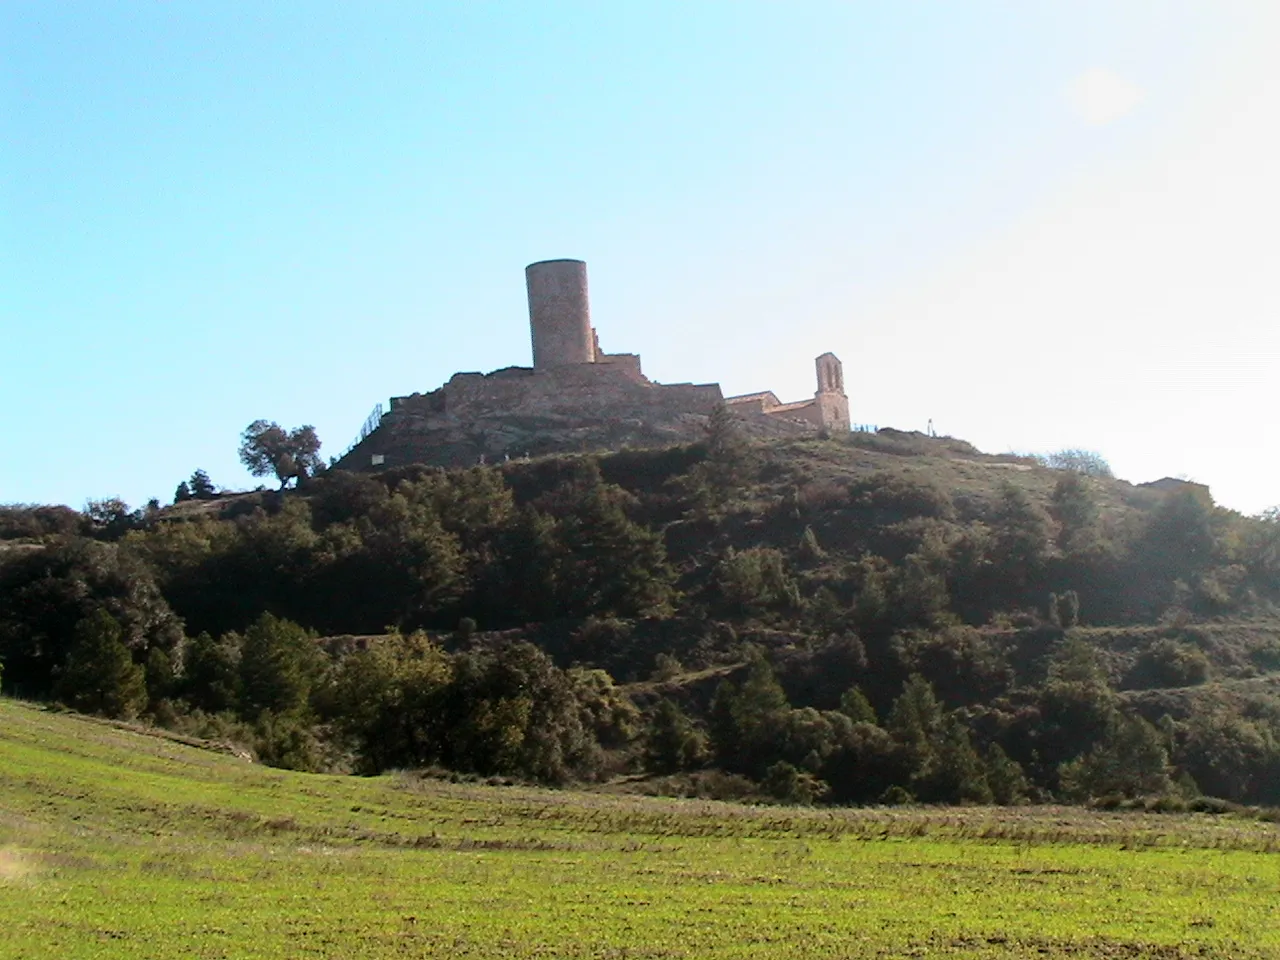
xmin=3 ymin=2 xmax=1277 ymax=513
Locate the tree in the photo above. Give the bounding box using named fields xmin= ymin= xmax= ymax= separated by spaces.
xmin=555 ymin=480 xmax=675 ymax=618
xmin=0 ymin=538 xmax=184 ymax=698
xmin=443 ymin=641 xmax=601 ymax=784
xmin=83 ymin=498 xmax=142 ymax=541
xmin=644 ymin=699 xmax=708 ymax=774
xmin=55 ymin=610 xmax=147 ymax=719
xmin=189 ymin=469 xmax=217 ymax=499
xmin=703 ymin=403 xmax=749 ymax=491
xmin=1050 ymin=474 xmax=1101 ymax=556
xmin=182 ymin=631 xmax=242 ymax=714
xmin=1059 ymin=715 xmax=1171 ymax=801
xmin=238 ymin=420 xmax=322 ymax=489
xmin=1044 ymin=449 xmax=1113 ymax=478
xmin=236 ymin=613 xmax=325 ymax=720
xmin=709 ymin=650 xmax=791 ymax=775
xmin=715 ymin=547 xmax=800 ymax=615
xmin=326 ymin=630 xmax=453 ymax=773
xmin=989 ymin=483 xmax=1052 ymax=591
xmin=838 ymin=685 xmax=878 ymax=725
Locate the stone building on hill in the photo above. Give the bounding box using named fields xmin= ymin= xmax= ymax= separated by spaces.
xmin=334 ymin=259 xmax=849 ymax=471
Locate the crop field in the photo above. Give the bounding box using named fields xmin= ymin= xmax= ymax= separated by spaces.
xmin=2 ymin=699 xmax=1279 ymax=958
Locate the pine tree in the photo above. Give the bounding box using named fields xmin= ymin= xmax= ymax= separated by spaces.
xmin=644 ymin=699 xmax=708 ymax=774
xmin=838 ymin=685 xmax=878 ymax=724
xmin=189 ymin=469 xmax=216 ymax=499
xmin=237 ymin=613 xmax=323 ymax=720
xmin=55 ymin=610 xmax=147 ymax=719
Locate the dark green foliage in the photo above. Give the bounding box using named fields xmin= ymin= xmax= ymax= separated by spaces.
xmin=568 ymin=667 xmax=639 ymax=749
xmin=554 ymin=480 xmax=675 ymax=618
xmin=1029 ymin=638 xmax=1119 ymax=780
xmin=822 ymin=721 xmax=898 ymax=803
xmin=983 ymin=743 xmax=1029 ymax=805
xmin=846 ymin=471 xmax=956 ymax=524
xmin=886 ymin=675 xmax=992 ymax=803
xmin=893 ymin=625 xmax=1012 ymax=708
xmin=478 ymin=505 xmax=562 ymax=624
xmin=1173 ymin=707 xmax=1280 ymax=805
xmin=797 ymin=525 xmax=825 ymax=562
xmin=189 ymin=470 xmax=217 ymax=499
xmin=55 ymin=610 xmax=147 ymax=719
xmin=838 ymin=686 xmax=877 ymax=724
xmin=0 ymin=538 xmax=184 ymax=698
xmin=312 ymin=490 xmax=465 ymax=633
xmin=1126 ymin=639 xmax=1210 ymax=689
xmin=643 ymin=699 xmax=708 ymax=774
xmin=988 ymin=483 xmax=1052 ymax=593
xmin=1240 ymin=507 xmax=1280 ymax=601
xmin=1059 ymin=716 xmax=1171 ymax=801
xmin=1048 ymin=590 xmax=1081 ymax=628
xmin=709 ymin=649 xmax=791 ymax=775
xmin=239 ymin=420 xmax=322 ymax=489
xmin=325 ymin=631 xmax=453 ymax=774
xmin=715 ymin=547 xmax=799 ymax=616
xmin=691 ymin=404 xmax=751 ymax=506
xmin=444 ymin=641 xmax=601 ymax=784
xmin=182 ymin=631 xmax=241 ymax=713
xmin=237 ymin=613 xmax=325 ymax=720
xmin=144 ymin=646 xmax=176 ymax=706
xmin=83 ymin=498 xmax=144 ymax=541
xmin=252 ymin=710 xmax=324 ymax=771
xmin=1137 ymin=486 xmax=1220 ymax=584
xmin=762 ymin=760 xmax=827 ymax=804
xmin=1050 ymin=475 xmax=1100 ymax=556
xmin=9 ymin=438 xmax=1280 ymax=803
xmin=0 ymin=504 xmax=81 ymax=539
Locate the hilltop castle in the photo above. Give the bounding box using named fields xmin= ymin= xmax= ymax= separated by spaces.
xmin=334 ymin=259 xmax=849 ymax=471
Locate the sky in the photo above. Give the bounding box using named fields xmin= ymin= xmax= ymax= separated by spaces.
xmin=2 ymin=2 xmax=1278 ymax=514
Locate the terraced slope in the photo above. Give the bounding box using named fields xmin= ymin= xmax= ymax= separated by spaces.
xmin=2 ymin=698 xmax=1279 ymax=959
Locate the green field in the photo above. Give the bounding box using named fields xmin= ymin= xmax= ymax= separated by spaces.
xmin=2 ymin=699 xmax=1279 ymax=958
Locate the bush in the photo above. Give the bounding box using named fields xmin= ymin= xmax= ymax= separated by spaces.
xmin=1126 ymin=639 xmax=1210 ymax=690
xmin=1044 ymin=450 xmax=1113 ymax=478
xmin=762 ymin=761 xmax=827 ymax=804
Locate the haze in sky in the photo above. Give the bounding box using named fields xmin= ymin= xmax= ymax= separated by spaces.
xmin=2 ymin=2 xmax=1277 ymax=513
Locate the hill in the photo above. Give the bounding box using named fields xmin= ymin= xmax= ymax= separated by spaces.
xmin=3 ymin=698 xmax=1280 ymax=958
xmin=2 ymin=427 xmax=1280 ymax=806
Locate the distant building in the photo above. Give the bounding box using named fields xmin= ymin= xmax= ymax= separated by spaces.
xmin=335 ymin=260 xmax=849 ymax=471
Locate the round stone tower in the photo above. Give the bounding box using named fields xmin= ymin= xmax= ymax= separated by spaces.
xmin=526 ymin=259 xmax=593 ymax=370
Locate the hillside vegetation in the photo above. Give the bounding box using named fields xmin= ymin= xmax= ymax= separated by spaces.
xmin=3 ymin=426 xmax=1280 ymax=806
xmin=3 ymin=699 xmax=1280 ymax=958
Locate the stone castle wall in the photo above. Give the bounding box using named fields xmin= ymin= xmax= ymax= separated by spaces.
xmin=333 ymin=259 xmax=852 ymax=473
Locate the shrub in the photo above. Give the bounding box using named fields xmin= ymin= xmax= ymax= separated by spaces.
xmin=762 ymin=760 xmax=827 ymax=804
xmin=1126 ymin=639 xmax=1210 ymax=690
xmin=1044 ymin=449 xmax=1113 ymax=478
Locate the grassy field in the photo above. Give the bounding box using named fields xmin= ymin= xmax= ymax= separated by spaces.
xmin=2 ymin=699 xmax=1279 ymax=958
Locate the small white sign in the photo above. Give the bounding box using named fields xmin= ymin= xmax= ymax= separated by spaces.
xmin=371 ymin=454 xmax=385 ymax=466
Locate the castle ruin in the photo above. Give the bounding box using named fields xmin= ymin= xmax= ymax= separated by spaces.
xmin=334 ymin=260 xmax=849 ymax=471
